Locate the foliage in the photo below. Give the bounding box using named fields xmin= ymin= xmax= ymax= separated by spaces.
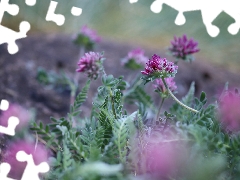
xmin=31 ymin=67 xmax=240 ymax=179
xmin=25 ymin=36 xmax=240 ymax=180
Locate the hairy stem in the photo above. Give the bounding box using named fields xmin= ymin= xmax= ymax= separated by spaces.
xmin=71 ymin=46 xmax=85 ymax=105
xmin=156 ymin=98 xmax=165 ymax=121
xmin=70 ymin=83 xmax=77 ymax=106
xmin=33 ymin=133 xmax=58 ymax=153
xmin=161 ymin=77 xmax=199 ymax=113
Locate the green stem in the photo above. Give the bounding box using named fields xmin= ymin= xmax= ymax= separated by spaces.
xmin=161 ymin=78 xmax=199 ymax=113
xmin=156 ymin=98 xmax=165 ymax=121
xmin=71 ymin=46 xmax=85 ymax=105
xmin=69 ymin=81 xmax=77 ymax=106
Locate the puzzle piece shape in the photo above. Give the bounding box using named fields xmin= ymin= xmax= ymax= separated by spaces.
xmin=0 ymin=99 xmax=20 ymax=136
xmin=0 ymin=0 xmax=19 ymax=23
xmin=129 ymin=0 xmax=138 ymax=4
xmin=132 ymin=0 xmax=240 ymax=37
xmin=150 ymin=0 xmax=221 ymax=37
xmin=71 ymin=6 xmax=82 ymax=16
xmin=25 ymin=0 xmax=37 ymax=6
xmin=0 ymin=21 xmax=31 ymax=54
xmin=0 ymin=99 xmax=9 ymax=111
xmin=0 ymin=0 xmax=31 ymax=54
xmin=222 ymin=0 xmax=240 ymax=35
xmin=0 ymin=163 xmax=16 ymax=180
xmin=0 ymin=116 xmax=19 ymax=136
xmin=46 ymin=0 xmax=65 ymax=26
xmin=16 ymin=151 xmax=50 ymax=180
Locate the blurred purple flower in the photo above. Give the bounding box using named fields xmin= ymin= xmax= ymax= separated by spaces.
xmin=141 ymin=54 xmax=178 ymax=78
xmin=218 ymin=91 xmax=240 ymax=132
xmin=81 ymin=25 xmax=101 ymax=43
xmin=145 ymin=143 xmax=180 ymax=176
xmin=154 ymin=77 xmax=177 ymax=93
xmin=76 ymin=51 xmax=104 ymax=79
xmin=169 ymin=34 xmax=199 ymax=61
xmin=0 ymin=104 xmax=30 ymax=131
xmin=121 ymin=48 xmax=148 ymax=67
xmin=4 ymin=140 xmax=49 ymax=179
xmin=139 ymin=131 xmax=188 ymax=178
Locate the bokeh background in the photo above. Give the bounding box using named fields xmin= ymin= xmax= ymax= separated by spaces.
xmin=3 ymin=0 xmax=240 ymax=72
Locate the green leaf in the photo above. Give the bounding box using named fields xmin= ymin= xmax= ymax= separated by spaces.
xmin=45 ymin=125 xmax=49 ymax=133
xmin=112 ymin=111 xmax=138 ymax=163
xmin=50 ymin=117 xmax=58 ymax=123
xmin=62 ymin=142 xmax=73 ymax=170
xmin=200 ymin=91 xmax=206 ymax=102
xmin=71 ymin=79 xmax=91 ymax=116
xmin=72 ymin=110 xmax=81 ymax=117
xmin=39 ymin=122 xmax=43 ymax=129
xmin=36 ymin=67 xmax=50 ymax=85
xmin=182 ymin=82 xmax=195 ymax=106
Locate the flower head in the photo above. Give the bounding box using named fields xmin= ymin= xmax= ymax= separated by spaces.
xmin=218 ymin=90 xmax=240 ymax=132
xmin=154 ymin=77 xmax=177 ymax=96
xmin=73 ymin=25 xmax=101 ymax=50
xmin=168 ymin=34 xmax=199 ymax=62
xmin=76 ymin=52 xmax=104 ymax=79
xmin=0 ymin=104 xmax=30 ymax=131
xmin=121 ymin=48 xmax=148 ymax=69
xmin=141 ymin=54 xmax=178 ymax=79
xmin=80 ymin=25 xmax=101 ymax=43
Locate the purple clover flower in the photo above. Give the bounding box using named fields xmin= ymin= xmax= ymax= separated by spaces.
xmin=76 ymin=52 xmax=104 ymax=79
xmin=73 ymin=25 xmax=101 ymax=50
xmin=81 ymin=25 xmax=101 ymax=43
xmin=154 ymin=77 xmax=177 ymax=94
xmin=141 ymin=54 xmax=178 ymax=78
xmin=169 ymin=34 xmax=199 ymax=61
xmin=121 ymin=48 xmax=148 ymax=68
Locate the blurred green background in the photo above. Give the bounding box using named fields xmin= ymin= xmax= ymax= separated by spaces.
xmin=4 ymin=0 xmax=240 ymax=72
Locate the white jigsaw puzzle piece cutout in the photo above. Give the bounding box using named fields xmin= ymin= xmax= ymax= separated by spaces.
xmin=71 ymin=6 xmax=82 ymax=16
xmin=0 ymin=163 xmax=17 ymax=180
xmin=131 ymin=0 xmax=240 ymax=37
xmin=16 ymin=151 xmax=50 ymax=180
xmin=0 ymin=99 xmax=10 ymax=111
xmin=0 ymin=116 xmax=19 ymax=136
xmin=0 ymin=0 xmax=31 ymax=54
xmin=25 ymin=0 xmax=37 ymax=6
xmin=129 ymin=0 xmax=138 ymax=4
xmin=0 ymin=21 xmax=31 ymax=54
xmin=0 ymin=99 xmax=20 ymax=136
xmin=150 ymin=0 xmax=221 ymax=37
xmin=46 ymin=0 xmax=65 ymax=26
xmin=0 ymin=0 xmax=19 ymax=22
